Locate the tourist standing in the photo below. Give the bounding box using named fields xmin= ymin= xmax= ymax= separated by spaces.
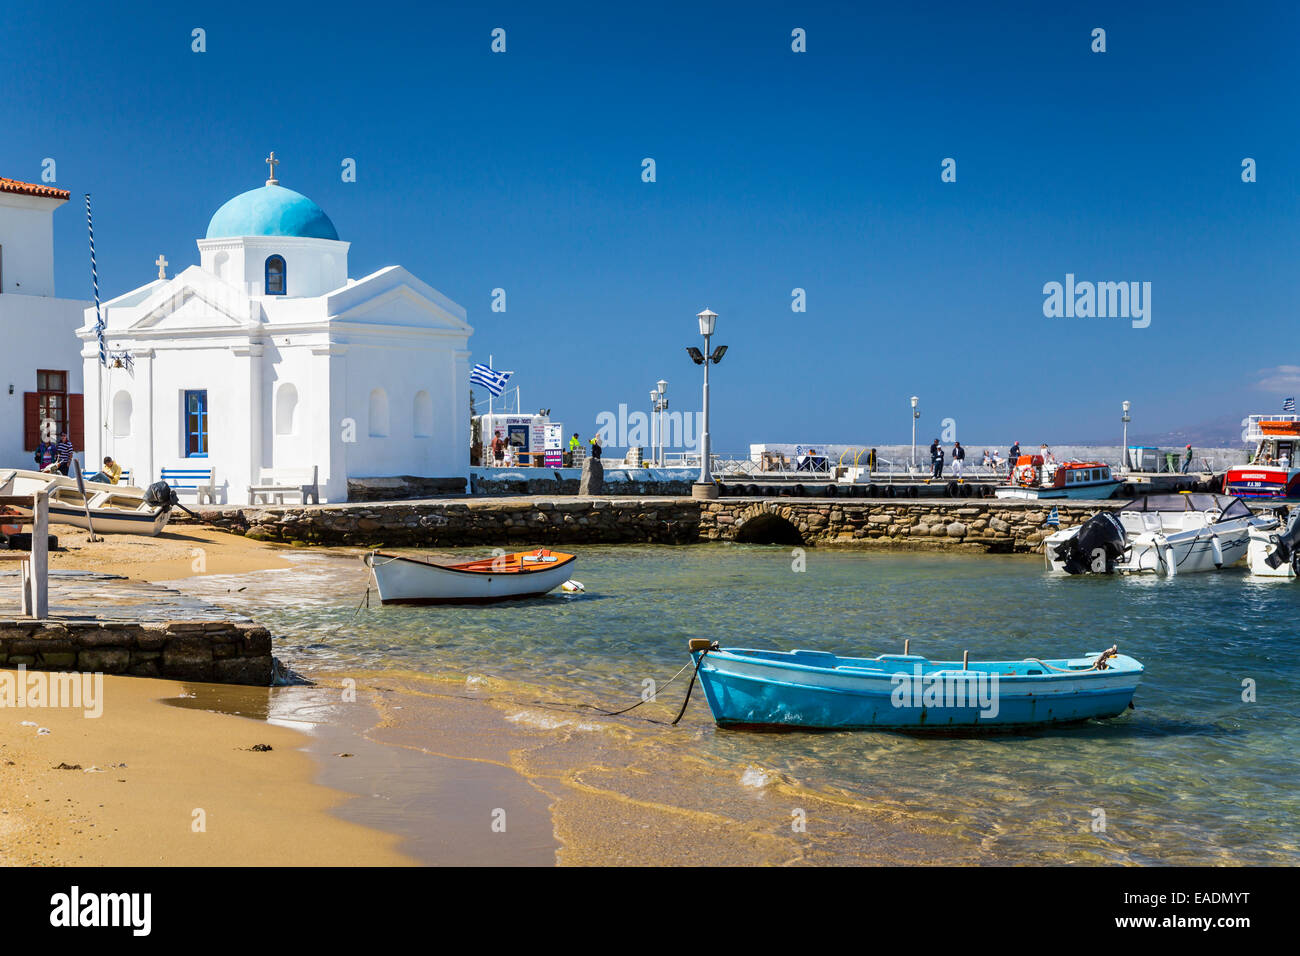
xmin=1182 ymin=444 xmax=1194 ymax=474
xmin=952 ymin=441 xmax=965 ymax=479
xmin=1008 ymin=440 xmax=1021 ymax=478
xmin=589 ymin=435 xmax=602 ymax=460
xmin=931 ymin=440 xmax=945 ymax=480
xmin=491 ymin=430 xmax=505 ymax=465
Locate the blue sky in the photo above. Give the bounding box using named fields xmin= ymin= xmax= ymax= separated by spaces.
xmin=2 ymin=0 xmax=1295 ymax=454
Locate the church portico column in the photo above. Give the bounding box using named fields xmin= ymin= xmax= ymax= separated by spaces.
xmin=232 ymin=342 xmax=265 ymax=504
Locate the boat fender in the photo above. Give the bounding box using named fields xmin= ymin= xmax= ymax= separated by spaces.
xmin=1210 ymin=534 xmax=1223 ymax=569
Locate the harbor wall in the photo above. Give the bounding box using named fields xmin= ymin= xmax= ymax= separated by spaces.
xmin=195 ymin=496 xmax=1103 ymax=552
xmin=0 ymin=619 xmax=273 ymax=684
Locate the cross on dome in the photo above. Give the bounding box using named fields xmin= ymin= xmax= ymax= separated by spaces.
xmin=265 ymin=151 xmax=280 ymax=185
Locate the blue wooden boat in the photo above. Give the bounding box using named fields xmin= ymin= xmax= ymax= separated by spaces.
xmin=687 ymin=640 xmax=1143 ymax=732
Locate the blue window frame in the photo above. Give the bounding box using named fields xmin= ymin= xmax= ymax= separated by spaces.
xmin=184 ymin=390 xmax=208 ymax=457
xmin=265 ymin=255 xmax=286 ymax=295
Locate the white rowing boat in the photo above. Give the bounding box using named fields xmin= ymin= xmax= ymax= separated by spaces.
xmin=363 ymin=548 xmax=577 ymax=604
xmin=0 ymin=469 xmax=173 ymax=536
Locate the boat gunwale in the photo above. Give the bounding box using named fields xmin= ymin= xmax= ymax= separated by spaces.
xmin=366 ymin=549 xmax=576 ymax=576
xmin=693 ymin=647 xmax=1145 ymax=683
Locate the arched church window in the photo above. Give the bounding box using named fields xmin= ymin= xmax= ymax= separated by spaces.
xmin=265 ymin=255 xmax=286 ymax=295
xmin=369 ymin=388 xmax=389 ymax=438
xmin=112 ymin=390 xmax=133 ymax=438
xmin=276 ymin=383 xmax=298 ymax=436
xmin=413 ymin=390 xmax=433 ymax=438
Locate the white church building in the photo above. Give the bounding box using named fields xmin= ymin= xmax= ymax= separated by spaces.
xmin=79 ymin=157 xmax=473 ymax=504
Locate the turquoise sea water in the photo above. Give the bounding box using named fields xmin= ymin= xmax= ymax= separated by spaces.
xmin=176 ymin=544 xmax=1300 ymax=864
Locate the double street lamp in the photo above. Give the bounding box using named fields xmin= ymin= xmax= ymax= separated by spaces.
xmin=687 ymin=308 xmax=728 ymax=499
xmin=649 ymin=380 xmax=668 ymax=466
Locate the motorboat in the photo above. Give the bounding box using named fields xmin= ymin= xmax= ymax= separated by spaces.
xmin=686 ymin=640 xmax=1143 ymax=731
xmin=363 ymin=548 xmax=577 ymax=604
xmin=0 ymin=468 xmax=173 ymax=536
xmin=1043 ymin=493 xmax=1270 ymax=575
xmin=1223 ymin=414 xmax=1300 ymax=498
xmin=1246 ymin=507 xmax=1299 ymax=578
xmin=995 ymin=457 xmax=1122 ymax=500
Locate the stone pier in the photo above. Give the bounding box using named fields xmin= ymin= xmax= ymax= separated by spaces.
xmin=190 ymin=495 xmax=1109 ymax=552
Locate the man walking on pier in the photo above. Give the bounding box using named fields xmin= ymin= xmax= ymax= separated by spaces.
xmin=952 ymin=441 xmax=966 ymax=480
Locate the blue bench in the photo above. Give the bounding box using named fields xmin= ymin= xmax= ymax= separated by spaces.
xmin=160 ymin=466 xmax=218 ymax=505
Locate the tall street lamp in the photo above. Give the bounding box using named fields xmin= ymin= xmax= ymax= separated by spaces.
xmin=1121 ymin=400 xmax=1132 ymax=474
xmin=687 ymin=309 xmax=727 ymax=499
xmin=649 ymin=387 xmax=660 ymax=466
xmin=911 ymin=396 xmax=920 ymax=472
xmin=656 ymin=379 xmax=668 ymax=466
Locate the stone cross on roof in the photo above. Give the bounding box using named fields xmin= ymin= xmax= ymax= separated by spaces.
xmin=265 ymin=151 xmax=280 ymax=186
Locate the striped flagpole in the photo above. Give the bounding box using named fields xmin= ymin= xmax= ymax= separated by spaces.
xmin=85 ymin=193 xmax=106 ymax=367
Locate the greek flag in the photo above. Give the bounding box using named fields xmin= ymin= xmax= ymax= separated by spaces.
xmin=1284 ymin=397 xmax=1295 ymax=412
xmin=1046 ymin=506 xmax=1060 ymax=527
xmin=470 ymin=363 xmax=512 ymax=397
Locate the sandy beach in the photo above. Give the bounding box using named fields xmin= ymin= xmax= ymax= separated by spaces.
xmin=1 ymin=521 xmax=413 ymax=866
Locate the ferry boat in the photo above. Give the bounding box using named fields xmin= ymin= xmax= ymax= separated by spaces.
xmin=994 ymin=457 xmax=1122 ymax=500
xmin=1223 ymin=415 xmax=1300 ymax=499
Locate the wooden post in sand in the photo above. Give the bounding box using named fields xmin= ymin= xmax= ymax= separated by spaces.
xmin=30 ymin=490 xmax=48 ymax=619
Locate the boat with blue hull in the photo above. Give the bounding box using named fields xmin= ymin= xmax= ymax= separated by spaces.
xmin=687 ymin=641 xmax=1143 ymax=732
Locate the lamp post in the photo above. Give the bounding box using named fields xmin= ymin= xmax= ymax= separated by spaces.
xmin=688 ymin=309 xmax=725 ymax=499
xmin=656 ymin=379 xmax=668 ymax=466
xmin=910 ymin=396 xmax=920 ymax=473
xmin=1121 ymin=400 xmax=1131 ymax=474
xmin=649 ymin=388 xmax=660 ymax=466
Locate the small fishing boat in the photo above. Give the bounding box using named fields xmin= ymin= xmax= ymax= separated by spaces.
xmin=0 ymin=469 xmax=173 ymax=536
xmin=363 ymin=548 xmax=577 ymax=605
xmin=1044 ymin=492 xmax=1270 ymax=575
xmin=995 ymin=457 xmax=1122 ymax=500
xmin=687 ymin=640 xmax=1142 ymax=731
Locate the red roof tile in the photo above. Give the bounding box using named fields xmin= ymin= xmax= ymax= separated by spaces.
xmin=0 ymin=177 xmax=71 ymax=200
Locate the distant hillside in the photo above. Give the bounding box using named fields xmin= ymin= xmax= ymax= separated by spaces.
xmin=1080 ymin=413 xmax=1249 ymax=449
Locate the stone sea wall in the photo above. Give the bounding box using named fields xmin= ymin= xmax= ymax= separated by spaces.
xmin=0 ymin=619 xmax=273 ymax=684
xmin=194 ymin=495 xmax=1106 ymax=552
xmin=199 ymin=498 xmax=704 ymax=546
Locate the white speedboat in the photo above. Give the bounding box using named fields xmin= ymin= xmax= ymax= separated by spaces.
xmin=1044 ymin=493 xmax=1270 ymax=576
xmin=363 ymin=548 xmax=576 ymax=604
xmin=1247 ymin=508 xmax=1298 ymax=578
xmin=0 ymin=469 xmax=173 ymax=536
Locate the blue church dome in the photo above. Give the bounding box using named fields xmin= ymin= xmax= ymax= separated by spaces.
xmin=206 ymin=183 xmax=339 ymax=241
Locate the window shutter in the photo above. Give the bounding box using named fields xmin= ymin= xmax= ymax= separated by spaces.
xmin=23 ymin=392 xmax=39 ymax=450
xmin=69 ymin=393 xmax=85 ymax=450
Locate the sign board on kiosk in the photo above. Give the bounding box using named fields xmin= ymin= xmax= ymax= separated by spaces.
xmin=477 ymin=413 xmax=562 ymax=467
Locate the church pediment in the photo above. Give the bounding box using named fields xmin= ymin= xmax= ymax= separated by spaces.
xmin=325 ymin=266 xmax=472 ymax=334
xmin=128 ymin=270 xmax=256 ymax=332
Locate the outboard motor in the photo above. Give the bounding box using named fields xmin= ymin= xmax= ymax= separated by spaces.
xmin=1059 ymin=511 xmax=1126 ymax=574
xmin=143 ymin=481 xmax=178 ymax=511
xmin=1264 ymin=510 xmax=1300 ymax=570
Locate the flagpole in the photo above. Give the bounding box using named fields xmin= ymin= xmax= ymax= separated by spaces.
xmin=85 ymin=194 xmax=106 ymax=472
xmin=488 ymin=354 xmax=493 ymax=422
